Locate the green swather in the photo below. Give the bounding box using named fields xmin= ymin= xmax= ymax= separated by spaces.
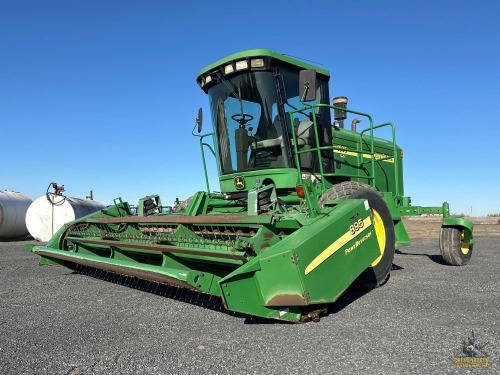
xmin=26 ymin=49 xmax=474 ymax=322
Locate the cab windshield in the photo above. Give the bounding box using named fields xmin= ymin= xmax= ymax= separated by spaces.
xmin=208 ymin=71 xmax=286 ymax=174
xmin=208 ymin=69 xmax=331 ymax=175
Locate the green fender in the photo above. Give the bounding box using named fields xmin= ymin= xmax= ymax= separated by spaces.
xmin=442 ymin=217 xmax=475 ymax=246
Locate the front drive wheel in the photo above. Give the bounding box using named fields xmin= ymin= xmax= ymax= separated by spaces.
xmin=439 ymin=227 xmax=473 ymax=266
xmin=319 ymin=181 xmax=395 ymax=289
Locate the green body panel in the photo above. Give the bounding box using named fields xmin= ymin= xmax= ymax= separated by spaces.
xmin=219 ymin=199 xmax=380 ymax=321
xmin=331 ymin=128 xmax=404 ymax=196
xmin=220 ymin=168 xmax=300 ymax=194
xmin=443 ymin=217 xmax=474 ymax=232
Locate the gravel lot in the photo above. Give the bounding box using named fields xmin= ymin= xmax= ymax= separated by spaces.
xmin=1 ymin=225 xmax=498 ymax=374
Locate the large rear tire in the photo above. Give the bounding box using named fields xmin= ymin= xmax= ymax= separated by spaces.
xmin=439 ymin=226 xmax=472 ymax=266
xmin=318 ymin=181 xmax=395 ymax=289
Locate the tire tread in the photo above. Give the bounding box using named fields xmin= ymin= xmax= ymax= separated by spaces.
xmin=439 ymin=226 xmax=471 ymax=266
xmin=319 ymin=181 xmax=395 ymax=288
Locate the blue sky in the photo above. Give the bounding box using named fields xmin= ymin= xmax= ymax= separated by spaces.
xmin=2 ymin=1 xmax=499 ymax=216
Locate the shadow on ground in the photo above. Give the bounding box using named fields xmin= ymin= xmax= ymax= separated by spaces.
xmin=63 ymin=263 xmax=408 ymax=325
xmin=395 ymin=249 xmax=447 ymax=265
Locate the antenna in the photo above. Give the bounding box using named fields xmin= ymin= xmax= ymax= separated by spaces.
xmin=282 ymin=53 xmax=323 ymax=66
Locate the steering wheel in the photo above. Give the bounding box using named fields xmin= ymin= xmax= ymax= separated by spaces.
xmin=232 ymin=113 xmax=254 ymax=127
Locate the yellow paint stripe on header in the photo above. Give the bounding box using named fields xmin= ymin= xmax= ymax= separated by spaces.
xmin=305 ymin=216 xmax=372 ymax=275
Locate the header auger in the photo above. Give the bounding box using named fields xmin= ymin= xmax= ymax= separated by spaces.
xmin=26 ymin=49 xmax=474 ymax=322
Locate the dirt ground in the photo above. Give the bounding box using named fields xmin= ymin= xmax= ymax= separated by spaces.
xmin=403 ymin=216 xmax=500 ymax=238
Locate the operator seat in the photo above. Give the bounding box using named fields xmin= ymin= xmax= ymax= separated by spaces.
xmin=295 ymin=119 xmax=314 ymax=169
xmin=265 ymin=115 xmax=283 ymax=168
xmin=249 ymin=115 xmax=282 ymax=169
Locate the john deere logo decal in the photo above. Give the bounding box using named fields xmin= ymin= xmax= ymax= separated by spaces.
xmin=234 ymin=176 xmax=245 ymax=190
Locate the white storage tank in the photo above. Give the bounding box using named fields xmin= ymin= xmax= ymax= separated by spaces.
xmin=0 ymin=190 xmax=33 ymax=240
xmin=25 ymin=194 xmax=106 ymax=242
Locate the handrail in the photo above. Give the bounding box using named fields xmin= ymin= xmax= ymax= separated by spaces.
xmin=192 ymin=123 xmax=216 ymax=193
xmin=360 ymin=122 xmax=398 ymax=194
xmin=192 ymin=103 xmax=399 ymax=198
xmin=289 ymin=104 xmax=398 ymax=194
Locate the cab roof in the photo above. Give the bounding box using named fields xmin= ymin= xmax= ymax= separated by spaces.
xmin=197 ymin=49 xmax=330 ymax=83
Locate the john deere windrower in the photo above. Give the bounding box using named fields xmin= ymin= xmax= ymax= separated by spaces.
xmin=26 ymin=49 xmax=474 ymax=322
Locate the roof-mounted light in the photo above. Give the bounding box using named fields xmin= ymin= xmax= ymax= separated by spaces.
xmin=251 ymin=58 xmax=265 ymax=68
xmin=235 ymin=59 xmax=248 ymax=71
xmin=224 ymin=63 xmax=234 ymax=75
xmin=205 ymin=75 xmax=213 ymax=84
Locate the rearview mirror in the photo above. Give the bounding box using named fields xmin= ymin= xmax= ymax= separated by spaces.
xmin=196 ymin=107 xmax=203 ymax=133
xmin=299 ymin=69 xmax=317 ymax=102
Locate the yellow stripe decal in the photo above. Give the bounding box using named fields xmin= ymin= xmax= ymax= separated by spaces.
xmin=305 ymin=216 xmax=372 ymax=275
xmin=334 ymin=149 xmax=395 ymax=163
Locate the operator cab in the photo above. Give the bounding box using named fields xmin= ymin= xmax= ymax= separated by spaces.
xmin=197 ymin=49 xmax=333 ymax=193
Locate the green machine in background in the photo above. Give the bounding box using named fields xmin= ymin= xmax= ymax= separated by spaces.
xmin=26 ymin=49 xmax=474 ymax=322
